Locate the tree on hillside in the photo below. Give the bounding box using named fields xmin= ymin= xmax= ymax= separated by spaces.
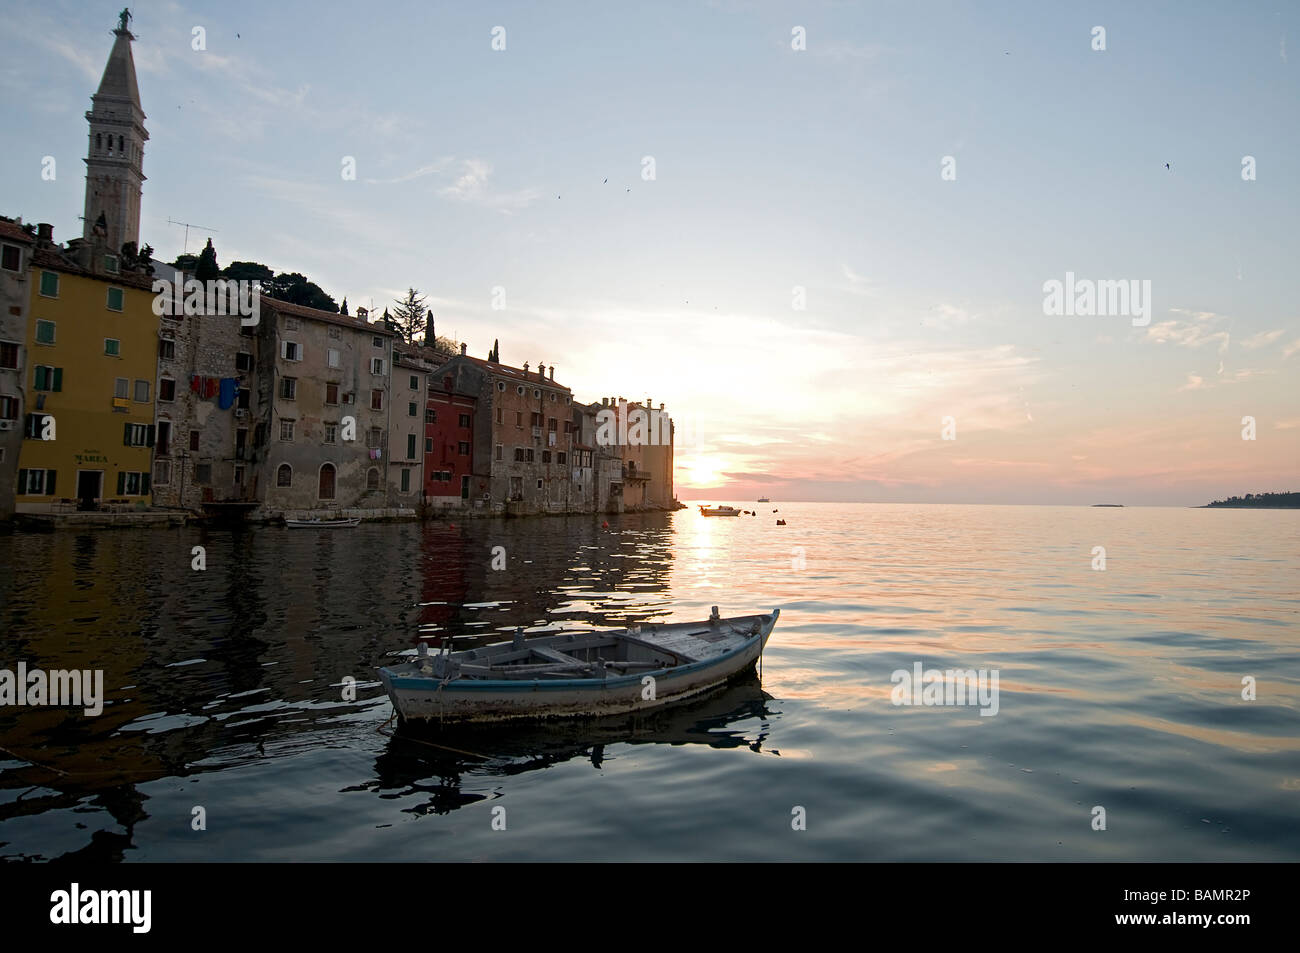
xmin=195 ymin=238 xmax=220 ymax=281
xmin=222 ymin=261 xmax=275 ymax=285
xmin=265 ymin=272 xmax=338 ymax=312
xmin=340 ymin=297 xmax=349 ymax=316
xmin=389 ymin=288 xmax=428 ymax=345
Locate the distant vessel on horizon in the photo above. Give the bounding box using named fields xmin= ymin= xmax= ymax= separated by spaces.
xmin=757 ymin=496 xmax=771 ymax=503
xmin=1091 ymin=504 xmax=1124 ymax=507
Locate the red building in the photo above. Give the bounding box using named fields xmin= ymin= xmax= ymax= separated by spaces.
xmin=424 ymin=360 xmax=477 ymax=503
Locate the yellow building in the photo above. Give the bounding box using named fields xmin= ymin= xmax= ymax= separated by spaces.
xmin=16 ymin=242 xmax=158 ymax=509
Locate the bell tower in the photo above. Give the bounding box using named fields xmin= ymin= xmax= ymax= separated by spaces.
xmin=83 ymin=8 xmax=147 ymax=253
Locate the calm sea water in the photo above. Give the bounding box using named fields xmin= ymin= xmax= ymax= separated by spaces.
xmin=0 ymin=503 xmax=1296 ymax=862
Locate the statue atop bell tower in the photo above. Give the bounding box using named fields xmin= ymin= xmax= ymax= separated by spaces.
xmin=82 ymin=8 xmax=147 ymax=254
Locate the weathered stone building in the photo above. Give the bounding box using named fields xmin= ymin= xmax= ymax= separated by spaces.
xmin=388 ymin=348 xmax=428 ymax=507
xmin=0 ymin=218 xmax=33 ymax=519
xmin=149 ymin=261 xmax=262 ymax=509
xmin=255 ymin=298 xmax=398 ymax=515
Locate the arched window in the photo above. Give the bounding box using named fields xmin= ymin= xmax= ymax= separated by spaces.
xmin=118 ymin=135 xmax=125 ymax=152
xmin=367 ymin=467 xmax=379 ymax=490
xmin=96 ymin=133 xmax=102 ymax=151
xmin=276 ymin=464 xmax=292 ymax=487
xmin=318 ymin=463 xmax=336 ymax=500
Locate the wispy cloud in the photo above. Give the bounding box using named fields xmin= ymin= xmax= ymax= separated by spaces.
xmin=438 ymin=159 xmax=541 ymax=212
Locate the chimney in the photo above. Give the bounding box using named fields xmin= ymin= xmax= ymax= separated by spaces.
xmin=537 ymin=362 xmax=545 ymax=379
xmin=523 ymin=362 xmax=530 ymax=375
xmin=659 ymin=402 xmax=664 ymax=410
xmin=602 ymin=397 xmax=609 ymax=407
xmin=549 ymin=366 xmax=555 ymax=381
xmin=37 ymin=222 xmax=53 ymax=243
xmin=460 ymin=342 xmax=467 ymax=355
xmin=356 ymin=306 xmax=369 ymax=321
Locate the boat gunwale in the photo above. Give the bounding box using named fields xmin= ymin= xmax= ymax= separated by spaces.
xmin=380 ymin=610 xmax=778 ymax=694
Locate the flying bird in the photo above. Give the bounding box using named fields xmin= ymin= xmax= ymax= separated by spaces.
xmin=1165 ymin=162 xmax=1171 ymax=170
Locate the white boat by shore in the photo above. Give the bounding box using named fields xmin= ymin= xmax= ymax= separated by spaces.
xmin=284 ymin=517 xmax=361 ymax=528
xmin=699 ymin=505 xmax=742 ymax=516
xmin=379 ymin=607 xmax=780 ymax=724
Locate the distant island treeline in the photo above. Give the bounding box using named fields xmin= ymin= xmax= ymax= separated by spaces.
xmin=1204 ymin=492 xmax=1300 ymax=508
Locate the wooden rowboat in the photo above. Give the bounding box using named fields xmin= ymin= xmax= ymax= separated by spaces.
xmin=379 ymin=607 xmax=780 ymax=724
xmin=285 ymin=517 xmax=361 ymax=528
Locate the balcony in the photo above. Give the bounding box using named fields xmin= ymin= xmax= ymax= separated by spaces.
xmin=624 ymin=464 xmax=650 ymax=482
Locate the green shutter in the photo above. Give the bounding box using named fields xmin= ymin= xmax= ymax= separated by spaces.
xmin=146 ymin=424 xmax=155 ymax=448
xmin=123 ymin=423 xmax=132 ymax=446
xmin=117 ymin=471 xmax=125 ymax=495
xmin=16 ymin=469 xmax=26 ymax=494
xmin=52 ymin=367 xmax=62 ymax=392
xmin=142 ymin=472 xmax=151 ymax=495
xmin=33 ymin=366 xmax=45 ymax=390
xmin=46 ymin=470 xmax=55 ymax=496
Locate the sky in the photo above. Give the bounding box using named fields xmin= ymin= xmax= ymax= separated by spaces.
xmin=1 ymin=0 xmax=1296 ymax=505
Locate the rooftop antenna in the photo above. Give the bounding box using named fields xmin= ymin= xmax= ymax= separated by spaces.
xmin=167 ymin=218 xmax=219 ymax=255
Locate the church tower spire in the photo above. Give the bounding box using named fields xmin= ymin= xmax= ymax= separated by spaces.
xmin=82 ymin=8 xmax=147 ymax=253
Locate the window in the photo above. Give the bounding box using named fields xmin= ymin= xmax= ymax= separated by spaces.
xmin=495 ymin=444 xmax=503 ymax=461
xmin=370 ymin=389 xmax=383 ymax=411
xmin=39 ymin=271 xmax=59 ymax=298
xmin=409 ymin=375 xmax=418 ymax=390
xmin=557 ymin=452 xmax=567 ymax=465
xmin=526 ymin=448 xmax=535 ymax=463
xmin=537 ymin=479 xmax=543 ymax=489
xmin=328 ymin=327 xmax=341 ymax=340
xmin=327 ymin=348 xmax=340 ymax=368
xmin=324 ymin=423 xmax=338 ymax=444
xmin=154 ymin=460 xmax=171 ymax=486
xmin=238 ymin=388 xmax=250 ymax=409
xmin=407 ymin=433 xmax=417 ymax=459
xmin=123 ymin=422 xmax=150 ymax=446
xmin=189 ymin=430 xmax=200 ymax=451
xmin=458 ymin=441 xmax=469 ymax=456
xmin=547 ymin=417 xmax=557 ymax=431
xmin=156 ymin=421 xmax=171 ymax=455
xmin=408 ymin=401 xmax=417 ymax=417
xmin=401 ymin=469 xmax=410 ymax=492
xmin=372 ymin=336 xmax=383 ymax=348
xmin=158 ymin=339 xmax=175 ymax=360
xmin=515 ymin=412 xmax=523 ymax=427
xmin=104 ymin=254 xmax=119 ymax=274
xmin=459 ymin=413 xmax=471 ymax=428
xmin=118 ymin=470 xmax=148 ymax=495
xmin=18 ymin=468 xmax=57 ymax=495
xmin=195 ymin=464 xmax=212 ymax=485
xmin=236 ymin=352 xmax=253 ymax=372
xmin=159 ymin=378 xmax=176 ymax=401
xmin=35 ymin=320 xmax=55 ymax=344
xmin=0 ymin=244 xmax=20 ymax=272
xmin=496 ymin=381 xmax=505 ymax=392
xmin=277 ymin=464 xmax=292 ymax=487
xmin=106 ymin=287 xmax=124 ymax=311
xmin=0 ymin=341 xmax=19 ymax=369
xmin=542 ymin=450 xmax=551 ymax=463
xmin=114 ymin=377 xmax=129 ymax=399
xmin=325 ymin=382 xmax=339 ymax=404
xmin=281 ymin=341 xmax=301 ymax=361
xmin=133 ymin=379 xmax=149 ymax=402
xmin=370 ymin=358 xmax=386 ymax=375
xmin=34 ymin=365 xmax=62 ymax=391
xmin=23 ymin=413 xmax=48 ymax=438
xmin=319 ymin=463 xmax=336 ymax=500
xmin=280 ymin=419 xmax=295 ymax=441
xmin=533 ymin=389 xmax=541 ymax=398
xmin=425 ymin=438 xmax=433 ymax=453
xmin=425 ymin=409 xmax=435 ymax=424
xmin=549 ymin=393 xmax=556 ymax=402
xmin=516 ymin=385 xmax=524 ymax=395
xmin=234 ymin=465 xmax=244 ymax=485
xmin=496 ymin=407 xmax=503 ymax=425
xmin=367 ymin=468 xmax=380 ymax=489
xmin=280 ymin=377 xmax=297 ymax=400
xmin=514 ymin=447 xmax=525 ymax=462
xmin=284 ymin=318 xmax=300 ymax=331
xmin=0 ymin=396 xmax=16 ymax=419
xmin=531 ymin=413 xmax=543 ymax=427
xmin=367 ymin=427 xmax=384 ymax=449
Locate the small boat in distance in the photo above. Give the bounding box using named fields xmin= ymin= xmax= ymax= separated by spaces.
xmin=379 ymin=607 xmax=780 ymax=724
xmin=757 ymin=496 xmax=771 ymax=503
xmin=699 ymin=505 xmax=742 ymax=517
xmin=285 ymin=517 xmax=362 ymax=528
